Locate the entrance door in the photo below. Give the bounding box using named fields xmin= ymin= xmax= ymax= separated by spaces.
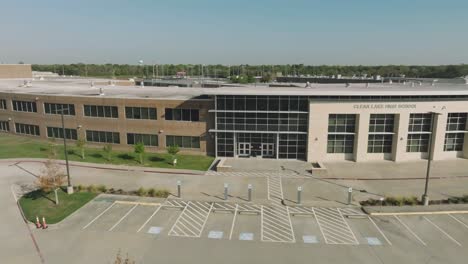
xmin=261 ymin=143 xmax=275 ymax=157
xmin=238 ymin=142 xmax=251 ymax=157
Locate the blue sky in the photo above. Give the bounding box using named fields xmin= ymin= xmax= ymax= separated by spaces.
xmin=1 ymin=0 xmax=467 ymax=65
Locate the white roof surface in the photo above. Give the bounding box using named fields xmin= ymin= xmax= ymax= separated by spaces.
xmin=0 ymin=78 xmax=468 ymax=99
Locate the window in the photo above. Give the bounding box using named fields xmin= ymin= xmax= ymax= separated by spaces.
xmin=216 ymin=95 xmax=308 ymax=112
xmin=165 ymin=108 xmax=199 ymax=121
xmin=125 ymin=107 xmax=157 ymax=120
xmin=327 ymin=134 xmax=354 ymax=153
xmin=406 ymin=134 xmax=430 ymax=152
xmin=328 ymin=114 xmax=356 ymax=133
xmin=446 ymin=113 xmax=467 ymax=131
xmin=0 ymin=99 xmax=6 ymax=110
xmin=444 ymin=113 xmax=467 ymax=152
xmin=0 ymin=121 xmax=9 ymax=132
xmin=127 ymin=133 xmax=158 ymax=146
xmin=166 ymin=135 xmax=200 ymax=148
xmin=84 ymin=105 xmax=118 ymax=118
xmin=15 ymin=123 xmax=40 ymax=136
xmin=369 ymin=114 xmax=395 ymax=133
xmin=368 ymin=134 xmax=393 ymax=153
xmin=367 ymin=114 xmax=395 ymax=153
xmin=444 ymin=133 xmax=464 ymax=151
xmin=12 ymin=100 xmax=37 ymax=113
xmin=44 ymin=103 xmax=75 ymax=115
xmin=408 ymin=113 xmax=432 ymax=132
xmin=86 ymin=130 xmax=120 ymax=144
xmin=47 ymin=127 xmax=78 ymax=140
xmin=327 ymin=114 xmax=356 ymax=154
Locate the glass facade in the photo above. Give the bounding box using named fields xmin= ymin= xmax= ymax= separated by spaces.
xmin=214 ymin=95 xmax=308 ymax=160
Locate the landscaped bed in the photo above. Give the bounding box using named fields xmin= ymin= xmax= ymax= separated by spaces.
xmin=360 ymin=195 xmax=468 ymax=206
xmin=19 ymin=185 xmax=171 ymax=224
xmin=0 ymin=133 xmax=214 ymax=171
xmin=19 ymin=188 xmax=97 ymax=224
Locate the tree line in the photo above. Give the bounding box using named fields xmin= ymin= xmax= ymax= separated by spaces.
xmin=31 ymin=63 xmax=468 ymax=79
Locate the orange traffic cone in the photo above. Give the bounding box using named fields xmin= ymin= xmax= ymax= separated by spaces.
xmin=42 ymin=217 xmax=48 ymax=229
xmin=35 ymin=216 xmax=42 ymax=229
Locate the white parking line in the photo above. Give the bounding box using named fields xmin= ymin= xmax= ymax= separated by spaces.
xmin=137 ymin=206 xmax=162 ymax=233
xmin=423 ymin=216 xmax=462 ymax=247
xmin=82 ymin=202 xmax=116 ymax=230
xmin=229 ymin=204 xmax=238 ymax=240
xmin=368 ymin=216 xmax=392 ymax=246
xmin=448 ymin=214 xmax=468 ymax=230
xmin=394 ymin=216 xmax=427 ymax=246
xmin=108 ymin=204 xmax=138 ymax=231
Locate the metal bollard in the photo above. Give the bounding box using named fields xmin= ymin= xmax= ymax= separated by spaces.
xmin=247 ymin=184 xmax=252 ymax=202
xmin=347 ymin=187 xmax=353 ymax=205
xmin=297 ymin=186 xmax=302 ymax=204
xmin=224 ymin=183 xmax=229 ymax=200
xmin=177 ymin=180 xmax=181 ymax=198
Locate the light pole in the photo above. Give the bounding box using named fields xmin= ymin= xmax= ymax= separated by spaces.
xmin=422 ymin=111 xmax=441 ymax=206
xmin=58 ymin=107 xmax=73 ymax=194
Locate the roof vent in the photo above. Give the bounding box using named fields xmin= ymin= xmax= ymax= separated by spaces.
xmin=411 ymin=82 xmax=415 ymax=87
xmin=345 ymin=83 xmax=350 ymax=88
xmin=464 ymin=76 xmax=468 ymax=85
xmin=305 ymin=81 xmax=311 ymax=88
xmin=99 ymin=87 xmax=104 ymax=96
xmin=90 ymin=81 xmax=95 ymax=88
xmin=366 ymin=83 xmax=370 ymax=88
xmin=431 ymin=79 xmax=438 ymax=86
xmin=389 ymin=79 xmax=393 ymax=84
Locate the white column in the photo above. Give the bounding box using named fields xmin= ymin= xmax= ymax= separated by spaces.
xmin=431 ymin=113 xmax=447 ymax=160
xmin=393 ymin=113 xmax=409 ymax=162
xmin=354 ymin=113 xmax=369 ymax=162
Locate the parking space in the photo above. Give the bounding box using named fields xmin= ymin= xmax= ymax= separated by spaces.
xmin=70 ymin=196 xmax=468 ymax=251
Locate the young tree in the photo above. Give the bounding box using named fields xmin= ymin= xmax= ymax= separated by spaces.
xmin=35 ymin=159 xmax=66 ymax=205
xmin=103 ymin=144 xmax=113 ymax=161
xmin=47 ymin=139 xmax=58 ymax=159
xmin=134 ymin=142 xmax=145 ymax=164
xmin=76 ymin=138 xmax=86 ymax=159
xmin=167 ymin=145 xmax=180 ymax=166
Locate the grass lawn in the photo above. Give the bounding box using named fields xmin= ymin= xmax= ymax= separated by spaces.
xmin=19 ymin=188 xmax=97 ymax=224
xmin=0 ymin=133 xmax=214 ymax=171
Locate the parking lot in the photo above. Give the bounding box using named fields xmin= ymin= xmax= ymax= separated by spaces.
xmin=54 ymin=195 xmax=468 ymax=251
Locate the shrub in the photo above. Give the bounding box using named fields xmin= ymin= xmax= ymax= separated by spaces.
xmin=402 ymin=196 xmax=419 ymax=205
xmin=155 ymin=189 xmax=170 ymax=198
xmin=108 ymin=188 xmax=115 ymax=194
xmin=97 ymin=184 xmax=107 ymax=193
xmin=147 ymin=188 xmax=156 ymax=197
xmin=136 ymin=187 xmax=147 ymax=197
xmin=76 ymin=184 xmax=85 ymax=192
xmin=87 ymin=184 xmax=98 ymax=193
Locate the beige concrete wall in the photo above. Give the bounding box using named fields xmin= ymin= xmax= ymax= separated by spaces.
xmin=0 ymin=92 xmax=214 ymax=155
xmin=308 ymin=100 xmax=468 ymax=163
xmin=0 ymin=64 xmax=32 ymax=79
